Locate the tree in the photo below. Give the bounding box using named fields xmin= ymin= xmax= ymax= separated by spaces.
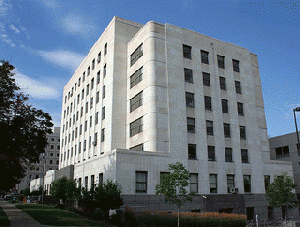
xmin=0 ymin=60 xmax=53 ymax=191
xmin=155 ymin=162 xmax=192 ymax=227
xmin=266 ymin=173 xmax=298 ymax=218
xmin=50 ymin=177 xmax=76 ymax=205
xmin=94 ymin=180 xmax=123 ymax=217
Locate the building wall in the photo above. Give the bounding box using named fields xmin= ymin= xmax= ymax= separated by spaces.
xmin=18 ymin=127 xmax=60 ymax=192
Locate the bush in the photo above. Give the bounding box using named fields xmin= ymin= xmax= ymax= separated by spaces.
xmin=55 ymin=204 xmax=65 ymax=210
xmin=110 ymin=211 xmax=122 ymax=225
xmin=124 ymin=206 xmax=137 ymax=227
xmin=92 ymin=208 xmax=105 ymax=221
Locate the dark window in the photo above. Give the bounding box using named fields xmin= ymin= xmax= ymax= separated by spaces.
xmin=268 ymin=206 xmax=274 ymax=220
xmin=130 ymin=117 xmax=143 ymax=137
xmin=130 ymin=144 xmax=144 ymax=151
xmin=130 ymin=67 xmax=143 ymax=88
xmin=130 ymin=44 xmax=143 ymax=66
xmin=91 ymin=175 xmax=95 ymax=189
xmin=80 ymin=107 xmax=83 ymax=117
xmin=84 ymin=120 xmax=87 ymax=132
xmin=210 ymin=174 xmax=217 ymax=193
xmin=240 ymin=126 xmax=246 ymax=139
xmin=202 ymin=72 xmax=210 ymax=86
xmin=103 ymin=64 xmax=106 ymax=77
xmin=81 ymin=89 xmax=84 ymax=100
xmin=97 ymin=71 xmax=100 ymax=84
xmin=91 ymin=78 xmax=94 ymax=90
xmin=87 ymin=66 xmax=90 ymax=76
xmin=85 ymin=102 xmax=88 ymax=113
xmin=97 ymin=52 xmax=101 ymax=63
xmin=102 ymin=107 xmax=105 ymax=120
xmin=232 ymin=59 xmax=240 ymax=72
xmin=95 ymin=112 xmax=99 ymax=125
xmin=206 ymin=120 xmax=213 ymax=135
xmin=241 ymin=149 xmax=249 ymax=163
xmin=99 ymin=173 xmax=103 ymax=184
xmin=186 ymin=92 xmax=195 ymax=108
xmin=219 ymin=77 xmax=226 ymax=90
xmin=224 ymin=123 xmax=231 ymax=138
xmin=190 ymin=173 xmax=198 ymax=193
xmin=90 ymin=116 xmax=92 ymax=127
xmin=275 ymin=146 xmax=290 ymax=158
xmin=90 ymin=97 xmax=93 ymax=109
xmin=184 ymin=68 xmax=193 ymax=83
xmin=243 ymin=175 xmax=251 ymax=193
xmin=86 ymin=84 xmax=90 ymax=96
xmin=208 ymin=146 xmax=215 ymax=161
xmin=96 ymin=91 xmax=99 ymax=103
xmin=104 ymin=43 xmax=107 ymax=55
xmin=101 ymin=128 xmax=105 ymax=142
xmin=102 ymin=86 xmax=105 ymax=99
xmin=225 ymin=148 xmax=233 ymax=162
xmin=136 ymin=171 xmax=147 ymax=193
xmin=82 ymin=72 xmax=85 ymax=82
xmin=85 ymin=176 xmax=88 ymax=189
xmin=227 ymin=174 xmax=235 ymax=193
xmin=201 ymin=50 xmax=209 ymax=64
xmin=92 ymin=59 xmax=95 ymax=70
xmin=130 ymin=91 xmax=143 ymax=112
xmin=204 ymin=96 xmax=212 ymax=110
xmin=188 ymin=144 xmax=196 ymax=160
xmin=183 ymin=44 xmax=192 ymax=59
xmin=264 ymin=175 xmax=270 ymax=192
xmin=217 ymin=55 xmax=225 ymax=68
xmin=222 ymin=99 xmax=228 ymax=113
xmin=187 ymin=117 xmax=195 ymax=133
xmin=237 ymin=102 xmax=244 ymax=116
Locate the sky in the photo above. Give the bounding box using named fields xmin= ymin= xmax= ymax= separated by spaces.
xmin=1 ymin=0 xmax=299 ymax=138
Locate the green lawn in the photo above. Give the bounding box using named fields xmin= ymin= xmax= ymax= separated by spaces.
xmin=0 ymin=207 xmax=11 ymax=227
xmin=16 ymin=204 xmax=106 ymax=226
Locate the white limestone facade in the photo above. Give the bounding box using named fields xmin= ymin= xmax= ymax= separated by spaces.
xmin=60 ymin=16 xmax=293 ymax=201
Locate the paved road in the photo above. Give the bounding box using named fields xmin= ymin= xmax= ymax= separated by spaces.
xmin=0 ymin=199 xmax=48 ymax=227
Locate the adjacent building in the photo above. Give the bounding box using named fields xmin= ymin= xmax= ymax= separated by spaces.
xmin=18 ymin=127 xmax=60 ymax=192
xmin=59 ymin=16 xmax=294 ymax=220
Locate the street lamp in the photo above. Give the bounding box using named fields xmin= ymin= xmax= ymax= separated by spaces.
xmin=293 ymin=107 xmax=300 ymax=155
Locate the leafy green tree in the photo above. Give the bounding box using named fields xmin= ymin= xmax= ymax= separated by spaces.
xmin=155 ymin=162 xmax=192 ymax=226
xmin=23 ymin=187 xmax=30 ymax=196
xmin=94 ymin=180 xmax=123 ymax=217
xmin=266 ymin=173 xmax=298 ymax=218
xmin=0 ymin=60 xmax=53 ymax=191
xmin=50 ymin=177 xmax=76 ymax=205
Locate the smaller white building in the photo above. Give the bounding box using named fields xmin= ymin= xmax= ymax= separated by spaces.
xmin=29 ymin=178 xmax=44 ymax=193
xmin=44 ymin=170 xmax=56 ymax=195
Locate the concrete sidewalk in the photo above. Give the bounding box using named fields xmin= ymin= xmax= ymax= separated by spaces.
xmin=0 ymin=199 xmax=48 ymax=227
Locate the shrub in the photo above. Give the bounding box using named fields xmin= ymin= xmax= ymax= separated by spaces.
xmin=92 ymin=208 xmax=105 ymax=221
xmin=124 ymin=206 xmax=137 ymax=227
xmin=110 ymin=211 xmax=122 ymax=225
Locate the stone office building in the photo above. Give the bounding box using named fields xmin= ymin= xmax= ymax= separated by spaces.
xmin=59 ymin=16 xmax=295 ymax=220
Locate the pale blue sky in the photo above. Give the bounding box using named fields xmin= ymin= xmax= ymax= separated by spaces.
xmin=1 ymin=0 xmax=299 ymax=137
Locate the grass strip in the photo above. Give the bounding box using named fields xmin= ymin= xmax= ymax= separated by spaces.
xmin=0 ymin=207 xmax=11 ymax=227
xmin=16 ymin=204 xmax=105 ymax=226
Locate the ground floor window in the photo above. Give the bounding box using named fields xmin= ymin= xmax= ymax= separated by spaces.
xmin=135 ymin=171 xmax=147 ymax=193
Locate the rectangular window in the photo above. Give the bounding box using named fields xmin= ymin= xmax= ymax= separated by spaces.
xmin=237 ymin=102 xmax=244 ymax=116
xmin=85 ymin=176 xmax=88 ymax=189
xmin=204 ymin=96 xmax=212 ymax=111
xmin=95 ymin=112 xmax=99 ymax=125
xmin=225 ymin=148 xmax=233 ymax=162
xmin=243 ymin=175 xmax=251 ymax=193
xmin=235 ymin=81 xmax=242 ymax=94
xmin=79 ymin=124 xmax=82 ymax=135
xmin=86 ymin=84 xmax=89 ymax=96
xmin=201 ymin=50 xmax=209 ymax=64
xmin=210 ymin=174 xmax=217 ymax=193
xmin=77 ymin=94 xmax=80 ymax=104
xmin=85 ymin=102 xmax=88 ymax=113
xmin=91 ymin=175 xmax=95 ymax=189
xmin=202 ymin=72 xmax=210 ymax=86
xmin=135 ymin=171 xmax=147 ymax=193
xmin=219 ymin=77 xmax=226 ymax=90
xmin=264 ymin=175 xmax=270 ymax=192
xmin=78 ymin=77 xmax=81 ymax=86
xmin=90 ymin=97 xmax=93 ymax=109
xmin=227 ymin=174 xmax=235 ymax=193
xmin=91 ymin=78 xmax=94 ymax=90
xmin=83 ymin=72 xmax=85 ymax=82
xmin=84 ymin=120 xmax=87 ymax=132
xmin=206 ymin=120 xmax=213 ymax=135
xmin=130 ymin=117 xmax=143 ymax=137
xmin=130 ymin=44 xmax=143 ymax=66
xmin=187 ymin=117 xmax=195 ymax=133
xmin=103 ymin=64 xmax=106 ymax=77
xmin=184 ymin=68 xmax=193 ymax=83
xmin=130 ymin=67 xmax=143 ymax=88
xmin=186 ymin=92 xmax=195 ymax=108
xmin=81 ymin=89 xmax=84 ymax=100
xmin=102 ymin=86 xmax=105 ymax=99
xmin=101 ymin=128 xmax=105 ymax=142
xmin=97 ymin=71 xmax=100 ymax=84
xmin=241 ymin=149 xmax=249 ymax=163
xmin=104 ymin=43 xmax=107 ymax=55
xmin=83 ymin=140 xmax=86 ymax=151
xmin=90 ymin=116 xmax=92 ymax=127
xmin=87 ymin=66 xmax=90 ymax=76
xmin=183 ymin=44 xmax=192 ymax=59
xmin=232 ymin=59 xmax=240 ymax=72
xmin=222 ymin=99 xmax=229 ymax=113
xmin=97 ymin=52 xmax=101 ymax=63
xmin=275 ymin=146 xmax=290 ymax=158
xmin=130 ymin=91 xmax=143 ymax=112
xmin=240 ymin=126 xmax=246 ymax=140
xmin=96 ymin=91 xmax=99 ymax=103
xmin=80 ymin=107 xmax=83 ymax=117
xmin=102 ymin=107 xmax=105 ymax=120
xmin=78 ymin=142 xmax=81 ymax=154
xmin=217 ymin=55 xmax=225 ymax=69
xmin=190 ymin=173 xmax=198 ymax=193
xmin=92 ymin=59 xmax=95 ymax=70
xmin=130 ymin=143 xmax=144 ymax=151
xmin=188 ymin=144 xmax=196 ymax=160
xmin=99 ymin=173 xmax=103 ymax=184
xmin=224 ymin=123 xmax=231 ymax=138
xmin=208 ymin=146 xmax=215 ymax=161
